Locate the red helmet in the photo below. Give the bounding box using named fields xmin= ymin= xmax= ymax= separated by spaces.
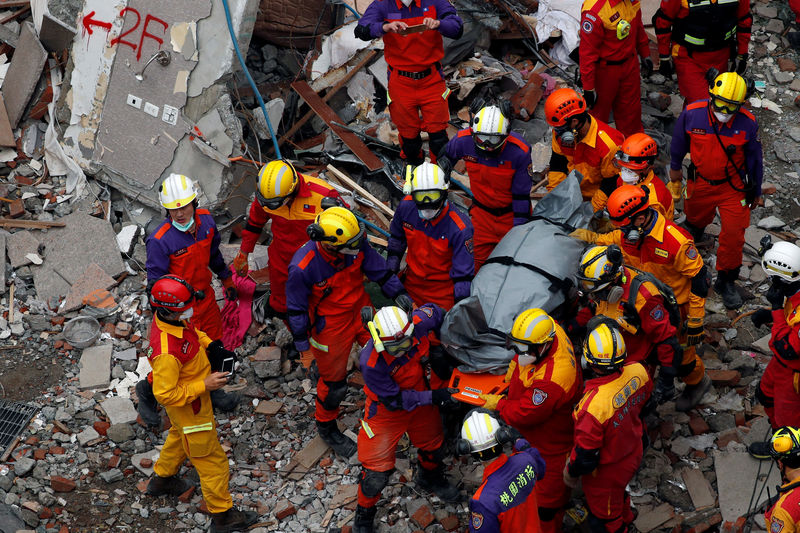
xmin=149 ymin=275 xmax=203 ymax=312
xmin=544 ymin=88 xmax=587 ymax=127
xmin=615 ymin=133 xmax=657 ymax=171
xmin=607 ymin=185 xmax=649 ymax=226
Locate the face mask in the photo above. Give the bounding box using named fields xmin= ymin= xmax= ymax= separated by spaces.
xmin=401 ymin=0 xmax=413 ymax=5
xmin=555 ymin=126 xmax=576 ymax=148
xmin=179 ymin=308 xmax=194 ymax=320
xmin=418 ymin=208 xmax=440 ymax=220
xmin=619 ymin=167 xmax=640 ymax=184
xmin=713 ymin=111 xmax=733 ymax=123
xmin=517 ymin=354 xmax=535 ymax=367
xmin=172 ymin=218 xmax=194 ymax=232
xmin=338 ymin=246 xmax=360 ymax=256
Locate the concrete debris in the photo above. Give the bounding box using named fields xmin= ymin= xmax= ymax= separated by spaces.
xmin=100 ymin=396 xmax=138 ymax=426
xmin=78 ymin=344 xmax=112 ymax=391
xmin=714 ymin=449 xmax=781 ymax=522
xmin=2 ymin=22 xmax=46 ymax=128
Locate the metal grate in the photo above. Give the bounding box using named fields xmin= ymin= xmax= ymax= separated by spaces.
xmin=0 ymin=399 xmax=38 ymax=456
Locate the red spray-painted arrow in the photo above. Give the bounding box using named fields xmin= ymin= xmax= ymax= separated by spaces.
xmin=82 ymin=11 xmax=112 ymax=35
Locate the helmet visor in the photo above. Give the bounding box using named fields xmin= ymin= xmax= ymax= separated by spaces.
xmin=578 ymin=277 xmax=611 ymax=294
xmin=473 ymin=132 xmax=506 ymax=151
xmin=710 ymin=96 xmax=741 ymax=115
xmin=256 ymin=188 xmax=290 ymax=210
xmin=505 ymin=336 xmax=551 ymax=359
xmin=384 ymin=336 xmax=413 ymax=356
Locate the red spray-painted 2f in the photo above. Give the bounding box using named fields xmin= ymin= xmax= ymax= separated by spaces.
xmin=82 ymin=8 xmax=168 ymax=61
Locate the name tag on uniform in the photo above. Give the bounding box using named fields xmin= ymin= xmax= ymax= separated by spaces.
xmin=654 ymin=248 xmax=669 ymax=258
xmin=174 ymin=247 xmax=188 ymax=257
xmin=691 ymin=128 xmax=706 ymax=135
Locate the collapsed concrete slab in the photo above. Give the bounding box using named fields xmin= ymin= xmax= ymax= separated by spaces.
xmin=78 ymin=344 xmax=112 ymax=390
xmin=714 ymin=449 xmax=780 ymax=522
xmin=2 ymin=22 xmax=47 ymax=128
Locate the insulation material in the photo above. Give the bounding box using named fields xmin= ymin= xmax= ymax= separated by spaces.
xmin=310 ymin=21 xmax=382 ymax=81
xmin=534 ymin=0 xmax=582 ymax=65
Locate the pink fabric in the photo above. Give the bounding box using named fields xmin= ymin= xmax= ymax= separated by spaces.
xmin=221 ymin=268 xmax=257 ymax=350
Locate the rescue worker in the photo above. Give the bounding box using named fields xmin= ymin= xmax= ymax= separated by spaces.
xmin=438 ymin=103 xmax=532 ymax=271
xmin=594 ymin=132 xmax=675 ymax=218
xmin=139 ymin=173 xmax=238 ymax=427
xmin=579 ymin=0 xmax=651 ymax=136
xmin=460 ymin=410 xmax=546 ymax=533
xmin=563 ymin=323 xmax=652 ymax=533
xmin=653 ymin=0 xmax=751 ymax=104
xmin=543 ymin=89 xmax=624 ymax=211
xmin=387 ymin=161 xmax=474 ymax=310
xmin=576 ymin=245 xmax=683 ymax=405
xmin=354 ymin=0 xmax=463 ymax=166
xmin=748 ymin=241 xmax=800 ymax=459
xmin=570 ymin=185 xmax=712 ymax=411
xmin=479 ymin=309 xmax=582 ymax=533
xmin=145 ymin=276 xmax=257 ymax=533
xmin=286 ymin=207 xmax=411 ymax=458
xmin=232 ymin=160 xmax=344 ymax=319
xmin=354 ymin=304 xmax=459 ymax=532
xmin=764 ymin=427 xmax=800 ymax=530
xmin=669 ymin=71 xmax=763 ymax=310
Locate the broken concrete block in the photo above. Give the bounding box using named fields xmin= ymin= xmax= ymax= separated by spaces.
xmin=38 ymin=14 xmax=77 ymax=53
xmin=78 ymin=344 xmax=112 ymax=391
xmin=757 ymin=215 xmax=786 ymax=230
xmin=751 ymin=333 xmax=771 ymax=354
xmin=6 ymin=231 xmax=39 ymax=268
xmin=0 ymin=233 xmax=5 ymax=294
xmin=131 ymin=449 xmax=160 ymax=476
xmin=2 ymin=22 xmax=47 ymax=128
xmin=633 ymin=503 xmax=674 ymax=532
xmin=714 ymin=449 xmax=781 ymax=522
xmin=76 ymin=427 xmax=100 ymax=446
xmin=115 ymin=225 xmax=140 ymax=256
xmin=681 ymin=467 xmax=717 ymax=510
xmin=101 ymin=396 xmax=138 ymax=426
xmin=0 ymin=95 xmax=15 ymax=148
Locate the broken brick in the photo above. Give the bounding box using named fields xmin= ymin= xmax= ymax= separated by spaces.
xmin=114 ymin=322 xmax=132 ymax=339
xmin=139 ymin=458 xmax=153 ymax=469
xmin=778 ymin=57 xmax=797 ymax=72
xmin=707 ymin=369 xmax=741 ymax=387
xmin=108 ymin=456 xmax=120 ymax=468
xmin=93 ymin=421 xmax=110 ymax=436
xmin=716 ymin=428 xmax=741 ymax=449
xmin=440 ymin=515 xmax=460 ymax=531
xmin=50 ymin=476 xmax=76 ymax=492
xmin=33 ymin=449 xmax=46 ymax=460
xmin=275 ymin=500 xmax=296 ymax=520
xmin=689 ymin=415 xmax=710 ymax=435
xmin=178 ymin=485 xmax=195 ymax=503
xmin=411 ymin=504 xmax=435 ymax=529
xmin=8 ymin=198 xmax=25 ymax=218
xmin=511 ymin=73 xmax=544 ymax=120
xmin=49 ymin=446 xmax=65 ymax=455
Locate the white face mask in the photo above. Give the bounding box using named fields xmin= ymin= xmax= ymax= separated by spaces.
xmin=517 ymin=354 xmax=535 ymax=367
xmin=619 ymin=167 xmax=641 ymax=184
xmin=418 ymin=208 xmax=440 ymax=221
xmin=179 ymin=308 xmax=194 ymax=320
xmin=401 ymin=0 xmax=413 ymax=5
xmin=713 ymin=111 xmax=733 ymax=123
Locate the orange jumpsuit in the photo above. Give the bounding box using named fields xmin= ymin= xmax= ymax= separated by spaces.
xmin=593 ymin=171 xmax=675 ymax=219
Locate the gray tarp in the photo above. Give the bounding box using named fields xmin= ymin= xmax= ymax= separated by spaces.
xmin=440 ymin=172 xmax=592 ymax=374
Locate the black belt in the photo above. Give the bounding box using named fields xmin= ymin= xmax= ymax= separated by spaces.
xmin=696 ymin=171 xmax=730 ymax=186
xmin=601 ymin=57 xmax=628 ymax=65
xmin=471 ymin=197 xmax=513 ymax=216
xmin=390 ymin=62 xmax=440 ymax=80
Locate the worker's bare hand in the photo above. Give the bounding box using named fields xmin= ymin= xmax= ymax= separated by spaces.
xmin=382 ymin=21 xmax=408 ymax=33
xmin=204 ymin=372 xmax=229 ymax=391
xmin=422 ymin=17 xmax=440 ymax=30
xmin=668 ymin=168 xmax=683 ymax=183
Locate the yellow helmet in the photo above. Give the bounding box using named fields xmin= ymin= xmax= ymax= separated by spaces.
xmin=159 ymin=173 xmax=197 ymax=209
xmin=576 ymin=245 xmax=624 ymax=294
xmin=583 ymin=322 xmax=626 ymax=371
xmin=257 ymin=160 xmax=299 ymax=210
xmin=708 ymin=72 xmax=746 ymax=115
xmin=306 ymin=206 xmax=365 ymax=253
xmin=771 ymin=427 xmax=800 ymax=462
xmin=506 ymin=308 xmax=556 ymax=362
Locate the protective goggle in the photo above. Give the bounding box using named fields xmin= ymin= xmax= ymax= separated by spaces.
xmin=615 ymin=151 xmax=654 ymax=165
xmin=383 ymin=336 xmax=414 ymax=356
xmin=255 ymin=188 xmax=290 ymax=210
xmin=577 ymin=277 xmax=612 ymax=294
xmin=334 ymin=224 xmax=366 ymax=253
xmin=505 ymin=336 xmax=552 ymax=358
xmin=710 ymin=96 xmax=742 ymax=115
xmin=412 ymin=189 xmax=445 ymax=206
xmin=473 ymin=132 xmax=506 ymax=150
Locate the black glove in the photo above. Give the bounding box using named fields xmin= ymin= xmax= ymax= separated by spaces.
xmin=432 ymin=387 xmax=458 ymax=408
xmin=658 ymin=55 xmax=673 ymax=78
xmin=767 ymin=279 xmax=787 ymax=310
xmin=652 ymin=373 xmax=676 ymax=405
xmin=734 ymin=53 xmax=748 ymax=75
xmin=641 ymin=57 xmax=654 ymax=78
xmin=207 ymin=340 xmax=236 ymax=372
xmin=745 ymin=189 xmax=757 ymax=208
xmin=429 ymin=345 xmax=453 ymax=381
xmin=584 ymin=89 xmax=597 ymax=109
xmin=751 ymin=308 xmax=774 ymax=329
xmin=395 ymin=293 xmax=414 ymax=314
xmin=437 ymin=153 xmax=453 ymax=179
xmin=225 ymin=286 xmax=238 ymax=302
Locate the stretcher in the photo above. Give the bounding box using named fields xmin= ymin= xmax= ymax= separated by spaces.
xmin=449 ymin=368 xmax=509 ymax=406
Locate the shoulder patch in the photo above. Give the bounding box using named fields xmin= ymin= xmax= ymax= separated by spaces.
xmin=418 ymin=306 xmax=434 ymax=318
xmin=686 ymin=245 xmax=698 ymax=260
xmin=532 ymin=388 xmax=548 ymax=405
xmin=650 ymin=305 xmax=665 ymax=321
xmin=582 ymin=19 xmax=594 ymax=33
xmin=472 ymin=512 xmax=484 ymax=529
xmin=771 ymin=518 xmax=784 ymax=533
xmin=465 ymin=237 xmax=474 ymax=255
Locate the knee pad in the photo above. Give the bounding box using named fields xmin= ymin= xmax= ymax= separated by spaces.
xmin=755 ymin=382 xmax=774 ymax=407
xmin=319 ymin=379 xmax=347 ymax=410
xmin=538 ymin=507 xmax=558 ymax=522
xmin=359 ymin=469 xmax=391 ymax=499
xmin=677 ymin=359 xmax=697 ymax=378
xmin=427 ymin=130 xmax=449 ymax=162
xmin=418 ymin=446 xmax=447 ymax=465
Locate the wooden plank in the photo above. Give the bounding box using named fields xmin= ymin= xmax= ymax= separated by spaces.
xmin=292 ymin=80 xmax=383 ymax=171
xmin=326 ymin=164 xmax=394 ymax=217
xmin=0 ymin=218 xmax=66 ymax=229
xmin=295 ymin=435 xmax=330 ymax=469
xmin=367 ymin=235 xmax=388 ymax=248
xmin=0 ymin=6 xmax=30 ymax=26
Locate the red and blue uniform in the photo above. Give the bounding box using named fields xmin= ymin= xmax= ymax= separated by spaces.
xmin=670 ymin=100 xmax=763 ymax=272
xmin=146 ymin=209 xmax=231 ymax=341
xmin=239 ymin=174 xmax=343 ymax=316
xmin=444 ymin=130 xmax=532 ymax=271
xmin=469 ymin=440 xmax=546 ymax=533
xmin=757 ymin=290 xmax=800 ymax=429
xmin=568 ymin=362 xmax=652 ymax=532
xmin=387 ymin=198 xmax=474 ymax=310
xmin=356 ymin=0 xmax=463 ymax=162
xmin=287 ymin=240 xmax=406 ymax=422
xmin=357 ymin=304 xmax=446 ymax=507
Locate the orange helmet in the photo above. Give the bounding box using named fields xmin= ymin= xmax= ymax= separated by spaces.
xmin=607 ymin=185 xmax=649 ymax=226
xmin=544 ymin=88 xmax=587 ymax=127
xmin=615 ymin=133 xmax=657 ymax=171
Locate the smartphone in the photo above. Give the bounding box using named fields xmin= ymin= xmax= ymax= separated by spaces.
xmin=221 ymin=357 xmax=234 ymax=377
xmin=398 ymin=24 xmax=427 ymax=35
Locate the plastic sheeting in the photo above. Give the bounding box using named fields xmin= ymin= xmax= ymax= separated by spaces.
xmin=440 ymin=172 xmax=592 ymax=373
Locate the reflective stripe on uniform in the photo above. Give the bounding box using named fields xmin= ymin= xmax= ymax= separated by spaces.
xmin=183 ymin=422 xmax=213 ymax=434
xmin=361 ymin=419 xmax=375 ymax=439
xmin=683 ymin=25 xmax=736 ymax=45
xmin=310 ymin=337 xmax=329 ymax=353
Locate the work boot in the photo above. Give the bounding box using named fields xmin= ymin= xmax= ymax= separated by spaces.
xmin=415 ymin=466 xmax=461 ymax=502
xmin=135 ymin=379 xmax=162 ymax=428
xmin=146 ymin=474 xmax=191 ymax=497
xmin=675 ymin=374 xmax=712 ymax=412
xmin=748 ymin=440 xmax=773 ymax=461
xmin=209 ymin=506 xmax=259 ymax=533
xmin=789 ymin=31 xmax=800 ymax=48
xmin=684 ymin=221 xmax=714 ymax=249
xmin=714 ymin=269 xmax=743 ymax=309
xmin=316 ymin=420 xmax=357 ymax=458
xmin=210 ymin=389 xmax=241 ymax=413
xmin=353 ymin=505 xmax=377 ymax=533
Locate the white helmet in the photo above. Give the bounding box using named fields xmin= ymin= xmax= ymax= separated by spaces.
xmin=159 ymin=173 xmax=197 ymax=210
xmin=369 ymin=306 xmax=414 ymax=356
xmin=471 ymin=105 xmax=510 ymax=153
xmin=461 ymin=410 xmax=501 ymax=454
xmin=762 ymin=241 xmax=800 ymax=282
xmin=409 ymin=162 xmax=448 ymax=211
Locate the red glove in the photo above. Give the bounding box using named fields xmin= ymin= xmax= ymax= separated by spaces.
xmin=222 ymin=277 xmax=237 ymax=301
xmin=233 ymin=251 xmax=249 ymax=276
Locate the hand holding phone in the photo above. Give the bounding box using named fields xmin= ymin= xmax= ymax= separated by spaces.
xmin=221 ymin=357 xmax=235 ymax=377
